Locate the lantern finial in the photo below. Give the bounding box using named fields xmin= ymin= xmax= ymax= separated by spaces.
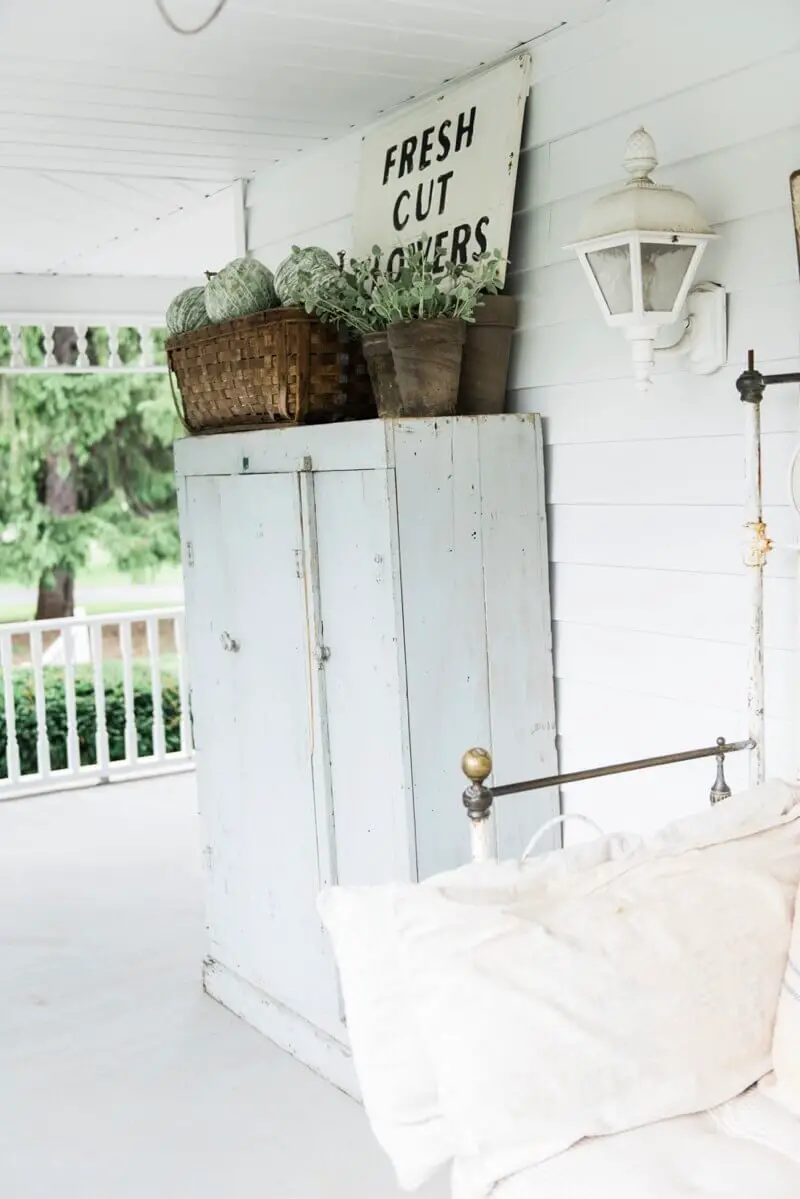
xmin=623 ymin=127 xmax=658 ymax=183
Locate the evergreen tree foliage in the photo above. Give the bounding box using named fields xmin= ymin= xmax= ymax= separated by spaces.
xmin=0 ymin=325 xmax=180 ymax=613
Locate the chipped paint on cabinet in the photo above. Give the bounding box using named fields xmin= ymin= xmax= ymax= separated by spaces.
xmin=176 ymin=415 xmax=557 ymax=1089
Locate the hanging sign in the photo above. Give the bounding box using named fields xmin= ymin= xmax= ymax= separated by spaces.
xmin=353 ymin=54 xmax=530 ymax=282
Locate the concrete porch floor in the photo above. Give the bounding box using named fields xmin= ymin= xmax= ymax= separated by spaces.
xmin=0 ymin=775 xmax=447 ymax=1199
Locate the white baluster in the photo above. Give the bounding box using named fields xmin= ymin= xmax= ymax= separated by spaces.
xmin=90 ymin=622 xmax=110 ymax=779
xmin=30 ymin=628 xmax=52 ymax=778
xmin=175 ymin=613 xmax=191 ymax=756
xmin=147 ymin=617 xmax=166 ymax=761
xmin=75 ymin=323 xmax=90 ymax=369
xmin=120 ymin=619 xmax=137 ymax=765
xmin=42 ymin=323 xmax=57 ymax=369
xmin=62 ymin=622 xmax=81 ymax=777
xmin=107 ymin=323 xmax=121 ymax=371
xmin=0 ymin=632 xmax=21 ymax=785
xmin=139 ymin=324 xmax=152 ymax=368
xmin=8 ymin=324 xmax=23 ymax=369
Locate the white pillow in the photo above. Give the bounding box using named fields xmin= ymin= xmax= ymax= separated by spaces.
xmin=763 ymin=879 xmax=800 ymax=1115
xmin=393 ymin=781 xmax=800 ymax=1199
xmin=317 ymin=832 xmax=640 ymax=1191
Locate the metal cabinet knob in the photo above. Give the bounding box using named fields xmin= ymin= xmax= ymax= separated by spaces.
xmin=220 ymin=632 xmax=241 ymax=653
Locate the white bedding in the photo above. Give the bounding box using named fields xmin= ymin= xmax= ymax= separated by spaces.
xmin=489 ymin=1089 xmax=800 ymax=1199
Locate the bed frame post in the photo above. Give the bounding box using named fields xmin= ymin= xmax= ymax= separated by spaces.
xmin=709 ymin=736 xmax=733 ymax=805
xmin=462 ymin=748 xmax=495 ymax=862
xmin=737 ymin=351 xmax=770 ymax=787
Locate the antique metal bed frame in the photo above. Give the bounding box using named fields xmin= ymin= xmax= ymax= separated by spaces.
xmin=458 ymin=351 xmax=800 ymax=865
xmin=460 ymin=736 xmax=754 ymax=862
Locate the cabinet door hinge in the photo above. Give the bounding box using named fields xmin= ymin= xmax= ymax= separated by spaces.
xmin=186 ymin=541 xmax=194 ymax=566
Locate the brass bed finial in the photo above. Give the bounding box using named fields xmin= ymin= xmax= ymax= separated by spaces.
xmin=462 ymin=747 xmax=492 ymax=783
xmin=462 ymin=748 xmax=494 ymax=823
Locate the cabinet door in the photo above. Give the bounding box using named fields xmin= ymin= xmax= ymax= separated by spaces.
xmin=180 ymin=472 xmax=340 ymax=1034
xmin=391 ymin=417 xmax=558 ymax=874
xmin=312 ymin=468 xmax=416 ymax=885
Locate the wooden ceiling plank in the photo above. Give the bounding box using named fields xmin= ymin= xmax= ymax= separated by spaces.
xmin=0 ymin=114 xmax=324 ymax=150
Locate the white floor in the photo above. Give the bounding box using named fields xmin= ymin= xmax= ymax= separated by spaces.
xmin=0 ymin=776 xmax=448 ymax=1199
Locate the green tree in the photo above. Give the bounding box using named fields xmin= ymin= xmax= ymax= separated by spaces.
xmin=0 ymin=325 xmax=181 ymax=619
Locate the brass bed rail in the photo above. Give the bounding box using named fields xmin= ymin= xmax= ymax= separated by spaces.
xmin=461 ymin=736 xmax=755 ymax=858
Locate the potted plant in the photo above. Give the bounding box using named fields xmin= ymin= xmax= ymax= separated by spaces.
xmin=457 ymin=289 xmax=518 ymax=417
xmin=293 ymin=253 xmax=401 ymax=418
xmin=365 ymin=246 xmax=505 ymax=418
xmin=296 ymin=244 xmax=506 ymax=419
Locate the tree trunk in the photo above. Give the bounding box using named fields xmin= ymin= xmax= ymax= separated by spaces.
xmin=35 ymin=327 xmax=79 ymax=621
xmin=35 ymin=566 xmax=75 ymax=621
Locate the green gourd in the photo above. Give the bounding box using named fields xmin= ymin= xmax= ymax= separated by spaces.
xmin=204 ymin=257 xmax=278 ymax=322
xmin=165 ymin=286 xmax=211 ymax=336
xmin=274 ymin=245 xmax=340 ymax=306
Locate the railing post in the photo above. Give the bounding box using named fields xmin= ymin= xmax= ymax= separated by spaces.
xmin=90 ymin=622 xmax=111 ymax=781
xmin=29 ymin=627 xmax=51 ymax=780
xmin=175 ymin=613 xmax=192 ymax=756
xmin=107 ymin=324 xmax=121 ymax=371
xmin=63 ymin=622 xmax=81 ymax=775
xmin=42 ymin=323 xmax=57 ymax=369
xmin=120 ymin=619 xmax=138 ymax=766
xmin=147 ymin=617 xmax=166 ymax=761
xmin=75 ymin=323 xmax=90 ymax=370
xmin=0 ymin=632 xmax=21 ymax=785
xmin=8 ymin=324 xmax=23 ymax=369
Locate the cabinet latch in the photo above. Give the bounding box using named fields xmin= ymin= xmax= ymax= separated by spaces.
xmin=314 ymin=644 xmax=331 ymax=666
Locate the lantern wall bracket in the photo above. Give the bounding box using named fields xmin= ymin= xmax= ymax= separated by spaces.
xmin=653 ymin=281 xmax=728 ymax=376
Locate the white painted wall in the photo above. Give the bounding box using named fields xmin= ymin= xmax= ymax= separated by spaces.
xmin=247 ymin=0 xmax=800 ymax=838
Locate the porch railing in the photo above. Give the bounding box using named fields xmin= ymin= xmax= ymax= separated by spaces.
xmin=0 ymin=607 xmax=193 ymax=800
xmin=0 ymin=322 xmax=167 ymax=374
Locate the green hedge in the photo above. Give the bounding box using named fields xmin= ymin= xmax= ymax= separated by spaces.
xmin=0 ymin=662 xmax=185 ymax=778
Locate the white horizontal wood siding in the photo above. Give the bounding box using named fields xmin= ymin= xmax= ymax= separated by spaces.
xmin=246 ymin=0 xmax=800 ymax=836
xmin=247 ymin=135 xmax=362 ymax=270
xmin=512 ymin=0 xmax=800 ymax=833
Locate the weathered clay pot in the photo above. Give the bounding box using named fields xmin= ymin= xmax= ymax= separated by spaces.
xmin=361 ymin=330 xmax=402 ymax=418
xmin=387 ymin=316 xmax=466 ymax=418
xmin=458 ymin=294 xmax=517 ymax=416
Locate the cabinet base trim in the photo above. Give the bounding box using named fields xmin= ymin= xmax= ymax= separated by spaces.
xmin=202 ymin=957 xmax=359 ymax=1100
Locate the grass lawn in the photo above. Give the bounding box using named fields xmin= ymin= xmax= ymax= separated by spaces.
xmin=0 ymin=563 xmax=183 ymax=624
xmin=72 ymin=562 xmax=183 ymax=589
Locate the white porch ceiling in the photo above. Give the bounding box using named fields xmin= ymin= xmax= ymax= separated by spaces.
xmin=0 ymin=0 xmax=612 ymax=277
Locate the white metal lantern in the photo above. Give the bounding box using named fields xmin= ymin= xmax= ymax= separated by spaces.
xmin=569 ymin=128 xmax=726 ymax=391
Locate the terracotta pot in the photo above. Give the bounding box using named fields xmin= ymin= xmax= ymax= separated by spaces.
xmin=387 ymin=316 xmax=466 ymax=418
xmin=362 ymin=330 xmax=402 ymax=418
xmin=458 ymin=294 xmax=517 ymax=416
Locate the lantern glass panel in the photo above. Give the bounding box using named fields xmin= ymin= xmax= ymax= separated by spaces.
xmin=640 ymin=242 xmax=696 ymax=313
xmin=585 ymin=244 xmax=633 ymax=315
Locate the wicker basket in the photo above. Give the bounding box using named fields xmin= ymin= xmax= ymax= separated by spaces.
xmin=166 ymin=307 xmax=375 ymax=434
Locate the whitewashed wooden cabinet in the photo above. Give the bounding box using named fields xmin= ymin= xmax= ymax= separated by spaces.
xmin=174 ymin=415 xmax=557 ymax=1093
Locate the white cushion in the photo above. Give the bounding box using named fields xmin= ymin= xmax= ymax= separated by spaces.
xmin=490 ymin=1089 xmax=800 ymax=1199
xmin=393 ymin=781 xmax=800 ymax=1198
xmin=763 ymin=879 xmax=800 ymax=1115
xmin=317 ymin=831 xmax=640 ymax=1190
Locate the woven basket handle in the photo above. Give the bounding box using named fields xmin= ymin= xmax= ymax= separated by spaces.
xmin=167 ymin=364 xmax=191 ymax=434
